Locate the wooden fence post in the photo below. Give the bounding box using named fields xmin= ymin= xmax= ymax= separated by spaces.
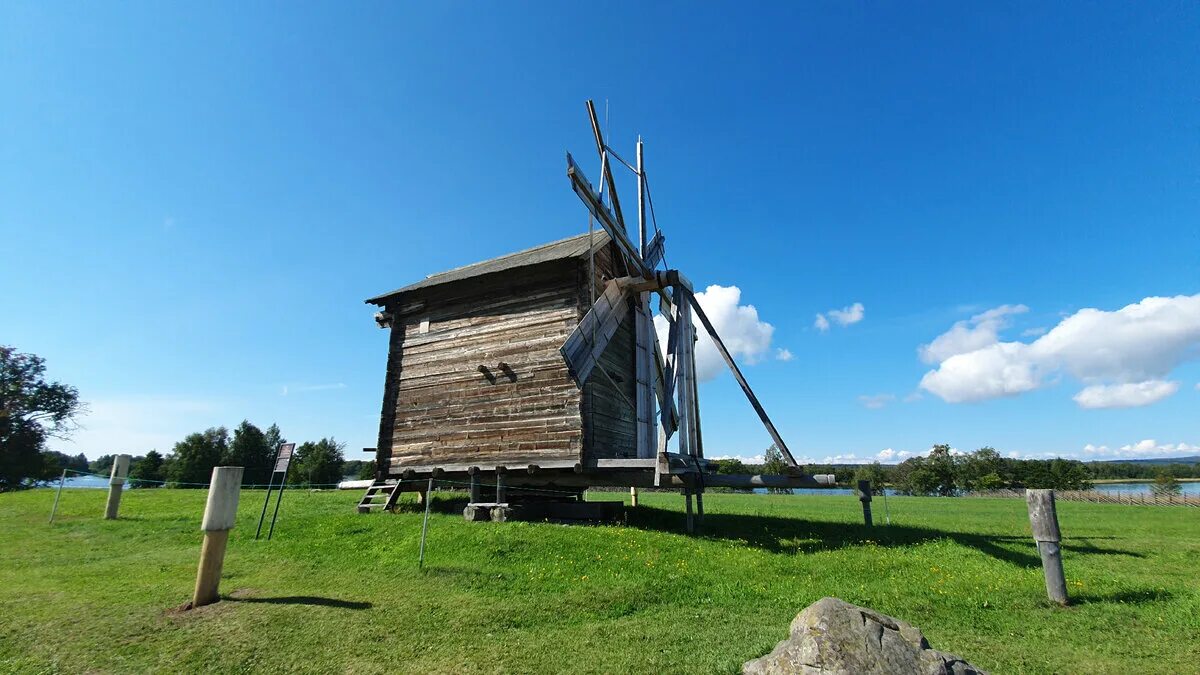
xmin=1026 ymin=489 xmax=1068 ymax=606
xmin=104 ymin=454 xmax=132 ymax=520
xmin=857 ymin=480 xmax=873 ymax=527
xmin=191 ymin=466 xmax=243 ymax=608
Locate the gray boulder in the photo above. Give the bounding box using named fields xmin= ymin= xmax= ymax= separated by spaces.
xmin=743 ymin=597 xmax=986 ymax=675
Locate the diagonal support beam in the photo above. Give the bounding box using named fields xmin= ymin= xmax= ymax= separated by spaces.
xmin=681 ymin=287 xmax=799 ymax=468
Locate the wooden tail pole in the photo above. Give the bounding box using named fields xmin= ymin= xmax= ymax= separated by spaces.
xmin=104 ymin=454 xmax=131 ymax=520
xmin=1026 ymin=489 xmax=1068 ymax=606
xmin=682 ymin=289 xmax=798 ymax=467
xmin=191 ymin=466 xmax=244 ymax=608
xmin=857 ymin=480 xmax=873 ymax=527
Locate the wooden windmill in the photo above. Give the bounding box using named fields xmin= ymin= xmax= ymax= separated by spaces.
xmin=358 ymin=100 xmax=832 ymax=530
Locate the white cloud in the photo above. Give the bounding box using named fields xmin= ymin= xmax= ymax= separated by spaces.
xmin=814 ymin=302 xmax=864 ymax=332
xmin=1073 ymin=380 xmax=1179 ymax=409
xmin=918 ymin=304 xmax=1028 ymax=364
xmin=1021 ymin=326 xmax=1047 ymax=337
xmin=775 ymin=348 xmax=794 ymax=362
xmin=654 ymin=284 xmax=775 ymax=382
xmin=919 ymin=294 xmax=1200 ymax=408
xmin=828 ymin=302 xmax=864 ymax=326
xmin=877 ymin=448 xmax=897 ymax=460
xmin=1081 ymin=440 xmax=1197 ymax=460
xmin=858 ymin=393 xmax=895 ymax=409
xmin=902 ymin=391 xmax=924 ymax=403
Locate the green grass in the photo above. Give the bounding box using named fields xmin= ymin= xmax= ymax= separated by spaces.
xmin=2 ymin=488 xmax=1197 ymax=673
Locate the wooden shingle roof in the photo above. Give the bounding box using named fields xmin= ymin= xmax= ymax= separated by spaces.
xmin=365 ymin=230 xmax=612 ymax=305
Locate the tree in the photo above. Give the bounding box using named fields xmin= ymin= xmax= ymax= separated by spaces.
xmin=926 ymin=444 xmax=959 ymax=496
xmin=356 ymin=460 xmax=377 ymax=480
xmin=760 ymin=444 xmax=791 ymax=493
xmin=762 ymin=444 xmax=787 ymax=474
xmin=167 ymin=427 xmax=229 ymax=487
xmin=0 ymin=347 xmax=84 ymax=491
xmin=224 ymin=420 xmax=275 ymax=486
xmin=1152 ymin=469 xmax=1182 ymax=497
xmin=715 ymin=458 xmax=748 ymax=475
xmin=129 ymin=450 xmax=165 ymax=488
xmin=853 ymin=462 xmax=888 ymax=494
xmin=289 ymin=438 xmax=345 ymax=486
xmin=958 ymin=447 xmax=1005 ymax=491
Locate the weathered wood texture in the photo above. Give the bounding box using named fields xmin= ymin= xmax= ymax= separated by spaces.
xmin=372 ymin=239 xmax=638 ymax=477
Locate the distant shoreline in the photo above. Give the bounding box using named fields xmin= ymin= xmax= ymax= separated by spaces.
xmin=1092 ymin=478 xmax=1200 ymax=484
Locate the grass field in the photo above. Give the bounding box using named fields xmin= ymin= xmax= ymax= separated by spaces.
xmin=2 ymin=487 xmax=1197 ymax=673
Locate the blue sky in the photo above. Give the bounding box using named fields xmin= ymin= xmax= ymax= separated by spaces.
xmin=3 ymin=2 xmax=1197 ymax=464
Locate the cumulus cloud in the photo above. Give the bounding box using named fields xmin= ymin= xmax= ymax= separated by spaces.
xmin=816 ymin=302 xmax=864 ymax=332
xmin=1073 ymin=380 xmax=1179 ymax=409
xmin=775 ymin=348 xmax=794 ymax=362
xmin=654 ymin=284 xmax=775 ymax=382
xmin=858 ymin=393 xmax=896 ymax=409
xmin=877 ymin=448 xmax=897 ymax=460
xmin=1082 ymin=440 xmax=1198 ymax=459
xmin=918 ymin=304 xmax=1028 ymax=364
xmin=919 ymin=294 xmax=1200 ymax=408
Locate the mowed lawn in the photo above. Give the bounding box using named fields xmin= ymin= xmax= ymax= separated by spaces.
xmin=2 ymin=488 xmax=1197 ymax=674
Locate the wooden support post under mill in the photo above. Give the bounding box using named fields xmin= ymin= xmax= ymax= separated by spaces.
xmin=468 ymin=467 xmax=481 ymax=504
xmin=104 ymin=454 xmax=131 ymax=520
xmin=1026 ymin=489 xmax=1068 ymax=605
xmin=857 ymin=480 xmax=873 ymax=527
xmin=630 ymin=486 xmax=639 ymax=507
xmin=191 ymin=466 xmax=243 ymax=609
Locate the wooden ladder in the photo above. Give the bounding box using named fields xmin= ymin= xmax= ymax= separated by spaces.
xmin=357 ymin=480 xmax=403 ymax=513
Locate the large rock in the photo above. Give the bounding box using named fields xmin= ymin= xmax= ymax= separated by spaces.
xmin=743 ymin=597 xmax=986 ymax=675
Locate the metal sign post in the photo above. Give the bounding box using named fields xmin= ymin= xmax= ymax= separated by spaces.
xmin=255 ymin=442 xmax=296 ymax=541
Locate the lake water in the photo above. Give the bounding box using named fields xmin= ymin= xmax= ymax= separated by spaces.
xmin=54 ymin=475 xmax=1197 ymax=496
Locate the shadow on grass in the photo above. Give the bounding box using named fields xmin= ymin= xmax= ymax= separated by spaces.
xmin=1072 ymin=588 xmax=1173 ymax=605
xmin=227 ymin=595 xmax=371 ymax=610
xmin=625 ymin=506 xmax=1145 ymax=568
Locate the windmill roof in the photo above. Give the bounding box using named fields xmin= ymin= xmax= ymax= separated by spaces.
xmin=365 ymin=230 xmax=612 ymax=304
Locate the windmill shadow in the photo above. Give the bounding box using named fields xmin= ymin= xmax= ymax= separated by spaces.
xmin=625 ymin=506 xmax=1142 ymax=569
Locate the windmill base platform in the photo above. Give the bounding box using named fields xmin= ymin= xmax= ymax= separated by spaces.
xmin=358 ymin=456 xmax=835 ymax=532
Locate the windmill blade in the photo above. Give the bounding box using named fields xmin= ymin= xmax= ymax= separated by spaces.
xmin=653 ymin=333 xmax=678 ymax=437
xmin=585 ymin=100 xmax=626 ymax=231
xmin=567 ymin=154 xmax=648 ymax=277
xmin=643 ymin=230 xmax=666 ymax=269
xmin=560 ymin=278 xmax=638 ymax=386
xmin=681 ymin=287 xmax=800 ymax=468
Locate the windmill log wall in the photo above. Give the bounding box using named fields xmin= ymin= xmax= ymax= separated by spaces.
xmin=372 ymin=238 xmax=637 ymax=478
